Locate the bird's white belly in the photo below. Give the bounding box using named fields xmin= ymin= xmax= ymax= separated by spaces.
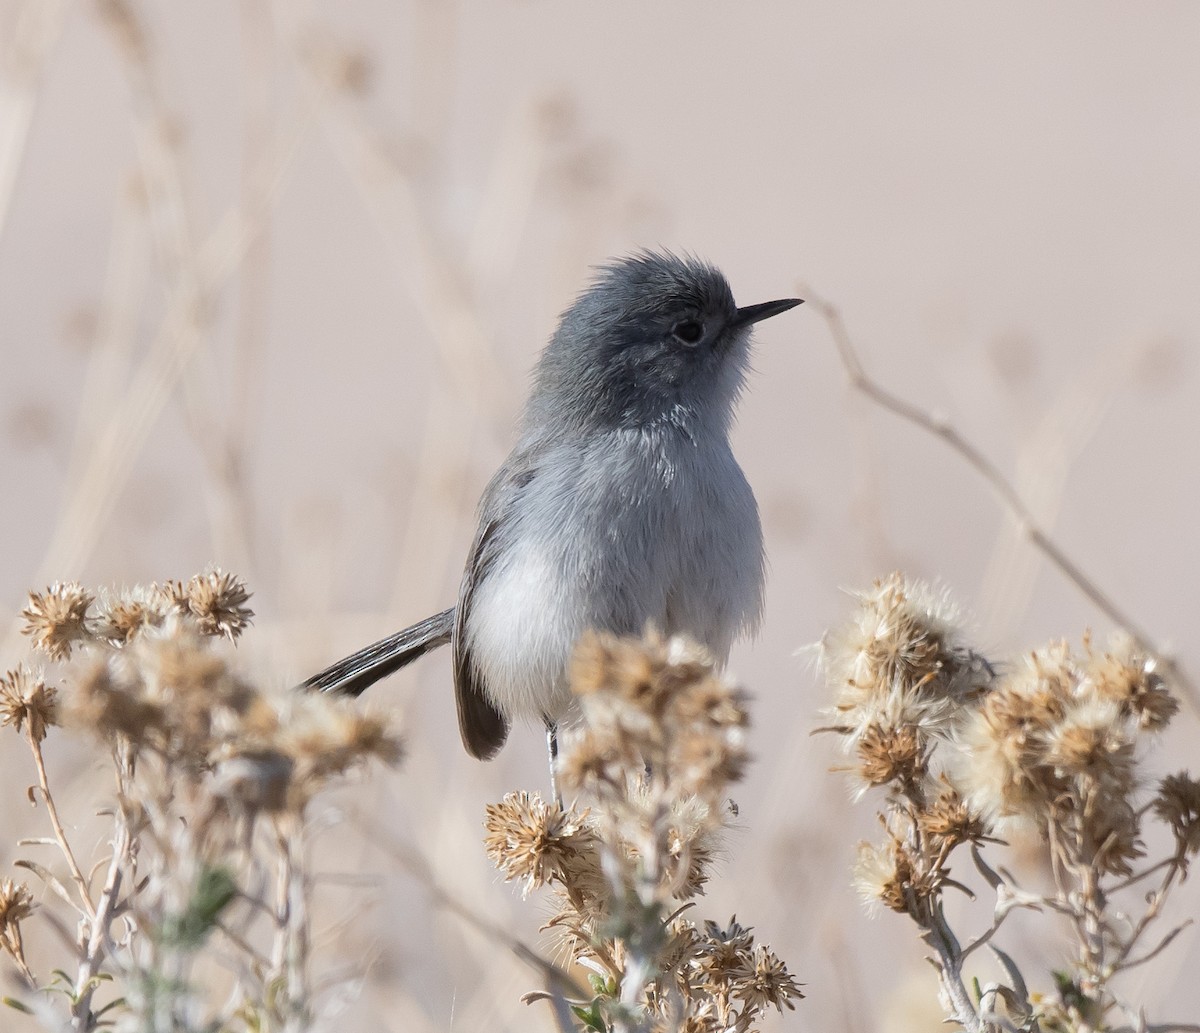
xmin=464 ymin=427 xmax=764 ymax=724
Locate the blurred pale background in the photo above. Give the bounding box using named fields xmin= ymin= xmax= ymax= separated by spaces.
xmin=1 ymin=2 xmax=1197 ymax=1030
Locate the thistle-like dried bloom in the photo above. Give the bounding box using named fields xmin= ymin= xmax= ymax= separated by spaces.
xmin=68 ymin=659 xmax=168 ymax=746
xmin=955 ymin=643 xmax=1076 ymax=824
xmin=271 ymin=693 xmax=403 ymax=789
xmin=152 ymin=578 xmax=191 ymax=616
xmin=855 ymin=722 xmax=925 ymax=794
xmin=489 ymin=633 xmax=805 ymax=1031
xmin=110 ymin=620 xmax=254 ymax=764
xmin=673 ymin=917 xmax=803 ymax=1027
xmin=95 ymin=586 xmax=166 ymax=645
xmin=484 ymin=791 xmax=603 ymax=898
xmin=955 ymin=641 xmax=1144 ymax=874
xmin=55 ymin=590 xmax=403 ymax=825
xmin=21 ymin=581 xmax=94 ymax=660
xmin=1042 ymin=699 xmax=1131 ymax=781
xmin=695 ymin=916 xmax=756 ymax=982
xmin=1083 ymin=634 xmax=1178 ymax=731
xmin=0 ymin=666 xmax=59 ymax=743
xmin=186 ymin=568 xmax=254 ymax=640
xmin=820 ymin=573 xmax=991 ymax=749
xmin=852 ymin=838 xmax=925 ymax=915
xmin=565 ymin=632 xmax=749 ymax=801
xmin=731 ymin=943 xmax=804 ymax=1012
xmin=663 ymin=798 xmax=721 ymax=899
xmin=0 ymin=878 xmax=34 ymax=959
xmin=919 ymin=780 xmax=988 ymax=848
xmin=1154 ymin=773 xmax=1200 ymax=857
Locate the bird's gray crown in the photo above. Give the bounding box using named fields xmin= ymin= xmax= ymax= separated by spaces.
xmin=524 ymin=251 xmax=753 ymax=437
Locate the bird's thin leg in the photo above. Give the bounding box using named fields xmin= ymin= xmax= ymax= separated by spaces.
xmin=545 ymin=717 xmax=561 ymax=807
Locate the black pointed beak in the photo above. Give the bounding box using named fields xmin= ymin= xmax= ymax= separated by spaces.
xmin=732 ymin=297 xmax=804 ymax=329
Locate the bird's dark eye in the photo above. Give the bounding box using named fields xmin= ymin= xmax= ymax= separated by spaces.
xmin=672 ymin=319 xmax=704 ymax=346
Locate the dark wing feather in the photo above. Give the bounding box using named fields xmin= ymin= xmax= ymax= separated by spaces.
xmin=451 ymin=451 xmax=543 ymax=760
xmin=452 ymin=517 xmax=510 ymax=758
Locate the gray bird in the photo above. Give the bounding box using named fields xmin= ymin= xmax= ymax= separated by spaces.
xmin=303 ymin=252 xmax=802 ymax=772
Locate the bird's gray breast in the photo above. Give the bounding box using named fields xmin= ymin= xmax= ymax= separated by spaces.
xmin=462 ymin=419 xmax=763 ymax=722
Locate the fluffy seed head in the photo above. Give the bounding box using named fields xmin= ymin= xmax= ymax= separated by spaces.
xmin=0 ymin=666 xmax=59 ymax=743
xmin=820 ymin=573 xmax=991 ymax=749
xmin=1154 ymin=773 xmax=1200 ymax=857
xmin=21 ymin=582 xmax=94 ymax=660
xmin=484 ymin=790 xmax=603 ymax=898
xmin=185 ymin=568 xmax=254 ymax=640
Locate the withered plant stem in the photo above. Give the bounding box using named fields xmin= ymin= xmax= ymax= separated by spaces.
xmin=26 ymin=727 xmax=94 ymax=919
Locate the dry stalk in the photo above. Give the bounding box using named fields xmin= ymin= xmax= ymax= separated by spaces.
xmin=0 ymin=571 xmax=402 ymax=1031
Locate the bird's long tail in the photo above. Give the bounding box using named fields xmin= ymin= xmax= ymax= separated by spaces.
xmin=301 ymin=607 xmax=455 ymax=697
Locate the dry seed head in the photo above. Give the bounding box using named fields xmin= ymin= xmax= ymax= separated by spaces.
xmin=852 ymin=838 xmax=924 ymax=914
xmin=94 ymin=585 xmax=166 ymax=645
xmin=116 ymin=620 xmax=256 ymax=763
xmin=21 ymin=581 xmax=94 ymax=660
xmin=653 ymin=1010 xmax=718 ymax=1033
xmin=0 ymin=666 xmax=60 ymax=743
xmin=695 ymin=916 xmax=756 ymax=982
xmin=565 ymin=631 xmax=749 ymax=800
xmin=954 ymin=646 xmax=1076 ymax=823
xmin=954 ymin=640 xmax=1148 ymax=872
xmin=1153 ymin=773 xmax=1200 ymax=856
xmin=663 ymin=797 xmax=722 ymax=899
xmin=825 ymin=572 xmax=958 ymax=690
xmin=731 ymin=943 xmax=804 ymax=1013
xmin=152 ymin=579 xmax=191 ymax=616
xmin=273 ymin=693 xmax=403 ymax=787
xmin=1042 ymin=699 xmax=1132 ymax=783
xmin=141 ymin=619 xmax=245 ymax=703
xmin=1082 ymin=634 xmax=1178 ymax=731
xmin=854 ymin=722 xmax=925 ymax=793
xmin=484 ymin=790 xmax=603 ymax=897
xmin=185 ymin=568 xmax=254 ymax=640
xmin=0 ymin=878 xmax=34 ymax=957
xmin=820 ymin=573 xmax=988 ymax=746
xmin=919 ymin=779 xmax=988 ymax=847
xmin=571 ymin=630 xmax=694 ymax=718
xmin=67 ymin=659 xmax=167 ymax=746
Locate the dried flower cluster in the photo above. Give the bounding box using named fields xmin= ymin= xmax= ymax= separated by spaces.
xmin=486 ymin=631 xmax=802 ymax=1033
xmin=819 ymin=572 xmax=1199 ymax=1033
xmin=21 ymin=569 xmax=254 ymax=657
xmin=956 ymin=637 xmax=1176 ymax=875
xmin=1 ymin=573 xmax=402 ymax=1031
xmin=0 ymin=666 xmax=60 ymax=744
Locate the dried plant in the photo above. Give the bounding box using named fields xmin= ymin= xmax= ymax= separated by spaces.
xmin=818 ymin=572 xmax=1199 ymax=1033
xmin=0 ymin=571 xmax=402 ymax=1031
xmin=485 ymin=631 xmax=803 ymax=1033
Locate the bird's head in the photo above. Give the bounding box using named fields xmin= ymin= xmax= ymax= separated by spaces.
xmin=528 ymin=251 xmax=802 ymax=436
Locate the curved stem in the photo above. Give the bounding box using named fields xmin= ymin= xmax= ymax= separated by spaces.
xmin=806 ymin=292 xmax=1198 ymax=714
xmin=27 ymin=729 xmax=94 ymax=918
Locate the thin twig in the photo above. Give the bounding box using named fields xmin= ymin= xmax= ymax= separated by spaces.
xmin=26 ymin=729 xmax=94 ymax=919
xmin=1115 ymin=920 xmax=1192 ymax=975
xmin=805 ymin=291 xmax=1199 ymax=714
xmin=71 ymin=817 xmax=132 ymax=1031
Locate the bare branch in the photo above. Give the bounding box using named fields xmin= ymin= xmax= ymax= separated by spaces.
xmin=804 ymin=290 xmax=1199 ymax=714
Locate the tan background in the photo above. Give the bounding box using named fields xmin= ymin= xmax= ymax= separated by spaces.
xmin=1 ymin=2 xmax=1197 ymax=1030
